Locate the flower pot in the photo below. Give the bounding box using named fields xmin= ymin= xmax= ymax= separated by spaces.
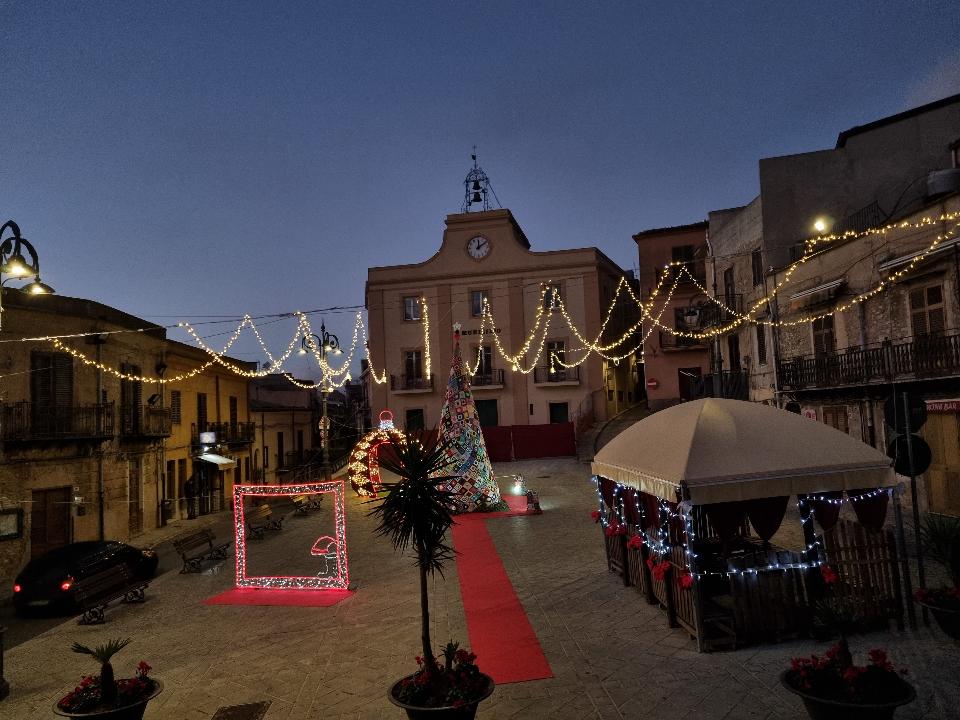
xmin=916 ymin=600 xmax=960 ymax=640
xmin=780 ymin=671 xmax=914 ymax=720
xmin=53 ymin=679 xmax=163 ymax=720
xmin=388 ymin=673 xmax=494 ymax=720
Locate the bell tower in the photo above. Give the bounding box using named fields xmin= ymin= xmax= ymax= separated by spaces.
xmin=462 ymin=149 xmax=498 ymax=212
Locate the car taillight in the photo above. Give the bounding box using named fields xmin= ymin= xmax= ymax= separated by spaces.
xmin=13 ymin=584 xmax=21 ymax=593
xmin=61 ymin=579 xmax=73 ymax=591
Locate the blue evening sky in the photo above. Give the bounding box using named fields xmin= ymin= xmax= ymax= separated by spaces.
xmin=2 ymin=1 xmax=959 ymax=374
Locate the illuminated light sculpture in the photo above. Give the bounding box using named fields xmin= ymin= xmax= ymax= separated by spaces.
xmin=347 ymin=410 xmax=407 ymax=496
xmin=233 ymin=480 xmax=348 ymax=590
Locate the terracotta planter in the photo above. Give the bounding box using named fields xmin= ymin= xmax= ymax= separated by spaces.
xmin=53 ymin=679 xmax=163 ymax=720
xmin=780 ymin=671 xmax=914 ymax=720
xmin=388 ymin=674 xmax=494 ymax=720
xmin=916 ymin=599 xmax=960 ymax=640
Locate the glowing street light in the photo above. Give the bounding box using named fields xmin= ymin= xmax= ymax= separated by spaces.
xmin=0 ymin=220 xmax=55 ymax=330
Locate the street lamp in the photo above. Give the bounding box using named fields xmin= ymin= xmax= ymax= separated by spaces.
xmin=300 ymin=321 xmax=344 ymax=480
xmin=0 ymin=220 xmax=55 ymax=330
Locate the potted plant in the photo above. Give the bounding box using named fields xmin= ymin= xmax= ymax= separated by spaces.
xmin=915 ymin=513 xmax=960 ymax=639
xmin=370 ymin=434 xmax=495 ymax=719
xmin=780 ymin=565 xmax=915 ymax=720
xmin=54 ymin=638 xmax=161 ymax=720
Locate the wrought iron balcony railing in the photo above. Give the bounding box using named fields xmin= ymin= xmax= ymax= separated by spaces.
xmin=659 ymin=331 xmax=709 ymax=351
xmin=390 ymin=374 xmax=433 ymax=392
xmin=697 ymin=294 xmax=744 ymax=328
xmin=471 ymin=369 xmax=505 ymax=387
xmin=778 ymin=332 xmax=960 ymax=391
xmin=690 ymin=371 xmax=750 ymax=400
xmin=533 ymin=365 xmax=580 ymax=384
xmin=0 ymin=401 xmax=115 ymax=442
xmin=190 ymin=421 xmax=256 ymax=445
xmin=119 ymin=405 xmax=172 ymax=439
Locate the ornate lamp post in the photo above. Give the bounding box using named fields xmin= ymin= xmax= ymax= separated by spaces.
xmin=0 ymin=220 xmax=55 ymax=330
xmin=300 ymin=322 xmax=343 ymax=480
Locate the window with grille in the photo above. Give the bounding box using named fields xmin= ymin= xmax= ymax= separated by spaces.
xmin=170 ymin=390 xmax=182 ymax=424
xmin=755 ymin=324 xmax=767 ymax=365
xmin=470 ymin=290 xmax=489 ymax=317
xmin=910 ymin=283 xmax=945 ymax=336
xmin=404 ymin=350 xmax=423 ymax=379
xmin=812 ymin=316 xmax=835 ymax=355
xmin=403 ymin=296 xmax=421 ymax=321
xmin=822 ymin=405 xmax=848 ymax=434
xmin=751 ymin=249 xmax=764 ymax=286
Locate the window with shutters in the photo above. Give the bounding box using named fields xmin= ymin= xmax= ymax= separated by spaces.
xmin=404 ymin=350 xmax=423 ymax=380
xmin=751 ymin=249 xmax=764 ymax=286
xmin=403 ymin=296 xmax=421 ymax=321
xmin=470 ymin=289 xmax=489 ymax=317
xmin=120 ymin=363 xmax=142 ymax=435
xmin=812 ymin=316 xmax=835 ymax=355
xmin=197 ymin=393 xmax=208 ymax=432
xmin=755 ymin=324 xmax=767 ymax=365
xmin=822 ymin=405 xmax=849 ymax=434
xmin=910 ymin=283 xmax=945 ymax=336
xmin=723 ymin=267 xmax=735 ymax=307
xmin=170 ymin=390 xmax=182 ymax=424
xmin=30 ymin=351 xmax=73 ymax=434
xmin=229 ymin=396 xmax=238 ymax=427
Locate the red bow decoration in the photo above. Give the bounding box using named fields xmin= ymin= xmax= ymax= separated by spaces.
xmin=604 ymin=523 xmax=626 ymax=537
xmin=626 ymin=535 xmax=643 ymax=551
xmin=590 ymin=510 xmax=601 ymax=523
xmin=820 ymin=564 xmax=839 ymax=585
xmin=646 ymin=557 xmax=655 ymax=570
xmin=651 ymin=560 xmax=671 ymax=582
xmin=679 ymin=571 xmax=694 ymax=589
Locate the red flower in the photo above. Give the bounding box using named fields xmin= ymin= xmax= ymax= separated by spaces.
xmin=414 ymin=655 xmax=423 ymax=666
xmin=590 ymin=510 xmax=601 ymax=523
xmin=842 ymin=666 xmax=865 ymax=683
xmin=820 ymin=565 xmax=839 ymax=585
xmin=136 ymin=661 xmax=151 ymax=678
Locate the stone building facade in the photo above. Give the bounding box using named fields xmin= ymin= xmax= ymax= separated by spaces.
xmin=366 ymin=208 xmax=640 ymax=435
xmin=0 ymin=290 xmax=255 ymax=583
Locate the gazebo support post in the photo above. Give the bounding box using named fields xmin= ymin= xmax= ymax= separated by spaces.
xmin=891 ymin=484 xmax=916 ymax=630
xmin=681 ymin=499 xmax=706 ymax=653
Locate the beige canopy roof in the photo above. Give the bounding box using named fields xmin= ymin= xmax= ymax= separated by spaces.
xmin=591 ymin=398 xmax=895 ymax=504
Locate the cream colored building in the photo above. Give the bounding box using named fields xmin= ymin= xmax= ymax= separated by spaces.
xmin=0 ymin=290 xmax=255 ymax=584
xmin=365 ymin=209 xmax=639 ymax=438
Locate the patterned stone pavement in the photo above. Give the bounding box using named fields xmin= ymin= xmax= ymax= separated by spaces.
xmin=4 ymin=457 xmax=958 ymax=719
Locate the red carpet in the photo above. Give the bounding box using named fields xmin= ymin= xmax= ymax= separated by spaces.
xmin=451 ymin=494 xmax=553 ymax=685
xmin=203 ymin=588 xmax=353 ymax=607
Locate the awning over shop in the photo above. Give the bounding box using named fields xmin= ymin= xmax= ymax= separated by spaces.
xmin=788 ymin=278 xmax=844 ymax=309
xmin=591 ymin=398 xmax=895 ymax=504
xmin=198 ymin=453 xmax=237 ymax=470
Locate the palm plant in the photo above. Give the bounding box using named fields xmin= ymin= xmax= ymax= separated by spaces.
xmin=921 ymin=513 xmax=960 ymax=586
xmin=369 ymin=432 xmax=456 ymax=669
xmin=71 ymin=638 xmax=131 ymax=706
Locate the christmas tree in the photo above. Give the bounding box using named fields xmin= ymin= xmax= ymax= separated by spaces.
xmin=437 ymin=323 xmax=502 ymax=511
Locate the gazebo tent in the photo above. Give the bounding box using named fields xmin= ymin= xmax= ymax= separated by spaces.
xmin=590 ymin=399 xmax=907 ymax=651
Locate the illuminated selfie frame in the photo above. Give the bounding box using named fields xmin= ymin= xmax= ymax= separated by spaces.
xmin=233 ymin=480 xmax=349 ymax=590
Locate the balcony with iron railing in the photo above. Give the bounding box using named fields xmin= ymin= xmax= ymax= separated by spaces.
xmin=697 ymin=294 xmax=744 ymax=328
xmin=0 ymin=401 xmax=115 ymax=442
xmin=119 ymin=405 xmax=172 ymax=439
xmin=778 ymin=331 xmax=960 ymax=391
xmin=659 ymin=330 xmax=709 ymax=351
xmin=190 ymin=421 xmax=256 ymax=446
xmin=470 ymin=369 xmax=505 ymax=388
xmin=390 ymin=374 xmax=434 ymax=393
xmin=533 ymin=365 xmax=580 ymax=385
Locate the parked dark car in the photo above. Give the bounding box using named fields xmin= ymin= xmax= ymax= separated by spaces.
xmin=13 ymin=541 xmax=158 ymax=615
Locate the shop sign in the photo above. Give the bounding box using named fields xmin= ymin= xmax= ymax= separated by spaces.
xmin=926 ymin=399 xmax=960 ymax=413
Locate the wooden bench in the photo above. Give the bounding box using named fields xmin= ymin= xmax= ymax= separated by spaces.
xmin=246 ymin=504 xmax=282 ymax=540
xmin=73 ymin=564 xmax=149 ymax=625
xmin=173 ymin=528 xmax=231 ymax=573
xmin=292 ymin=494 xmax=323 ymax=514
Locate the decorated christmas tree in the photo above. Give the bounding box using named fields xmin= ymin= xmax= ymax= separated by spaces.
xmin=437 ymin=323 xmax=502 ymax=512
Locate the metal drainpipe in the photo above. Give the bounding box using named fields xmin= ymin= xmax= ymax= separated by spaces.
xmin=857 ymin=303 xmax=876 ymax=446
xmin=96 ymin=340 xmax=105 ymax=541
xmin=768 ymin=267 xmax=783 ymax=408
xmin=705 ymin=231 xmax=723 ymax=397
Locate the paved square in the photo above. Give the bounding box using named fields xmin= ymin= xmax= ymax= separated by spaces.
xmin=4 ymin=458 xmax=958 ymax=719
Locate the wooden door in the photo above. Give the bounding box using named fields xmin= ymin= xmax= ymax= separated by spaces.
xmin=30 ymin=487 xmax=71 ymax=558
xmin=923 ymin=412 xmax=960 ymax=515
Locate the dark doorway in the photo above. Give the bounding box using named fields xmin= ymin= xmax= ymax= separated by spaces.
xmin=128 ymin=457 xmax=142 ymax=537
xmin=30 ymin=487 xmax=71 ymax=559
xmin=405 ymin=408 xmax=425 ymax=431
xmin=475 ymin=399 xmax=499 ymax=427
xmin=727 ymin=334 xmax=742 ymax=372
xmin=678 ymin=367 xmax=702 ymax=401
xmin=549 ymin=402 xmax=569 ymax=424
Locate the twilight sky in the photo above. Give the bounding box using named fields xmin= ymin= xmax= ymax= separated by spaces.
xmin=3 ymin=1 xmax=959 ymax=375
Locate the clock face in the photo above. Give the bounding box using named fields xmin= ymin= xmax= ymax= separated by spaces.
xmin=466 ymin=235 xmax=490 ymax=260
